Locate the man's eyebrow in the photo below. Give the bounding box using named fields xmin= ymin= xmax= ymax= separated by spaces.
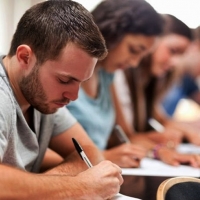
xmin=59 ymin=74 xmax=90 ymax=82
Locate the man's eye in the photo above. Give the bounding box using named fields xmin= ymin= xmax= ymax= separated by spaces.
xmin=58 ymin=79 xmax=70 ymax=84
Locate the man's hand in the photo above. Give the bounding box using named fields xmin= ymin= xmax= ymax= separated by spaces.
xmin=77 ymin=160 xmax=123 ymax=199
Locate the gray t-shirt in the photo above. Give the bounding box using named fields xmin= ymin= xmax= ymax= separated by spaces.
xmin=0 ymin=56 xmax=77 ymax=172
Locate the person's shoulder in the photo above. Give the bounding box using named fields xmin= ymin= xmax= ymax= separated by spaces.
xmin=0 ymin=81 xmax=16 ymax=134
xmin=55 ymin=107 xmax=74 ymax=118
xmin=0 ymin=79 xmax=16 ymax=112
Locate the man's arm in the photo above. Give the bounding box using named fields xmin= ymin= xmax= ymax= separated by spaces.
xmin=40 ymin=148 xmax=64 ymax=173
xmin=0 ymin=161 xmax=123 ymax=200
xmin=46 ymin=122 xmax=104 ymax=175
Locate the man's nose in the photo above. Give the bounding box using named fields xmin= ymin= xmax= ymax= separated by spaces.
xmin=63 ymin=83 xmax=80 ymax=101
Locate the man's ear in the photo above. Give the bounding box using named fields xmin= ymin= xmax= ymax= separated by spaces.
xmin=16 ymin=45 xmax=34 ymax=68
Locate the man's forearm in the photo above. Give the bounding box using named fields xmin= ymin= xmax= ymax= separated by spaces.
xmin=46 ymin=145 xmax=104 ymax=175
xmin=0 ymin=164 xmax=88 ymax=200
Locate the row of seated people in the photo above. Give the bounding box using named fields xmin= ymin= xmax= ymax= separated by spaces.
xmin=1 ymin=0 xmax=200 ymax=199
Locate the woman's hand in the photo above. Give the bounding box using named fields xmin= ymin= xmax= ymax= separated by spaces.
xmin=103 ymin=143 xmax=146 ymax=168
xmin=158 ymin=147 xmax=200 ymax=167
xmin=183 ymin=126 xmax=200 ymax=146
xmin=146 ymin=129 xmax=182 ymax=148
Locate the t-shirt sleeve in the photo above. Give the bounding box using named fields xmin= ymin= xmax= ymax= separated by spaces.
xmin=52 ymin=107 xmax=77 ymax=136
xmin=0 ymin=84 xmax=14 ymax=161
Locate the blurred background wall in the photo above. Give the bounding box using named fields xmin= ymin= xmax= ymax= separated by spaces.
xmin=0 ymin=0 xmax=199 ymax=54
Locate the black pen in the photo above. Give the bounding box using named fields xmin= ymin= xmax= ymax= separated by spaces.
xmin=72 ymin=138 xmax=93 ymax=168
xmin=114 ymin=125 xmax=131 ymax=143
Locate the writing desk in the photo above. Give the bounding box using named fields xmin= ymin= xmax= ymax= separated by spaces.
xmin=119 ymin=144 xmax=200 ymax=200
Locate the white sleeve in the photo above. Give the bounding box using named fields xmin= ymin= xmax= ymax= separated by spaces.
xmin=114 ymin=70 xmax=133 ymax=127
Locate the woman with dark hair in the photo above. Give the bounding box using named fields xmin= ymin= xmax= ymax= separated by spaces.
xmin=67 ymin=0 xmax=163 ymax=168
xmin=124 ymin=14 xmax=192 ymax=132
xmin=115 ymin=14 xmax=200 ymax=165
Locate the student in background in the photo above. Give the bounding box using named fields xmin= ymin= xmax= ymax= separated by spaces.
xmin=67 ymin=0 xmax=163 ymax=168
xmin=115 ymin=14 xmax=200 ymax=166
xmin=67 ymin=0 xmax=200 ymax=168
xmin=162 ymin=26 xmax=200 ymax=117
xmin=0 ymin=1 xmax=123 ymax=199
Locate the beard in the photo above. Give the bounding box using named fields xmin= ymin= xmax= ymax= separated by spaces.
xmin=19 ymin=64 xmax=56 ymax=114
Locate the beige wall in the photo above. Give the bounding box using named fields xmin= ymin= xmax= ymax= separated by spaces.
xmin=0 ymin=0 xmax=45 ymax=54
xmin=0 ymin=0 xmax=101 ymax=54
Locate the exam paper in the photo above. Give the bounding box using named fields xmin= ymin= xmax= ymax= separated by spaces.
xmin=122 ymin=144 xmax=200 ymax=177
xmin=111 ymin=193 xmax=141 ymax=200
xmin=122 ymin=158 xmax=200 ymax=177
xmin=177 ymin=143 xmax=200 ymax=154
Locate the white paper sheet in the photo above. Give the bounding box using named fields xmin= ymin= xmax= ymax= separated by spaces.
xmin=122 ymin=144 xmax=200 ymax=177
xmin=177 ymin=143 xmax=200 ymax=154
xmin=111 ymin=193 xmax=141 ymax=200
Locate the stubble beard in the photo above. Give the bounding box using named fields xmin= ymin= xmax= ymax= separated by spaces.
xmin=19 ymin=64 xmax=57 ymax=114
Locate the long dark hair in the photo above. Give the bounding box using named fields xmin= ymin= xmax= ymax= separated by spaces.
xmin=124 ymin=14 xmax=193 ymax=132
xmin=91 ymin=0 xmax=163 ymax=49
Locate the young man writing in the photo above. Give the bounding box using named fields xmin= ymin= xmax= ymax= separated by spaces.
xmin=0 ymin=1 xmax=123 ymax=199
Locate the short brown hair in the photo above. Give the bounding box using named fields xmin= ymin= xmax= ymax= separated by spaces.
xmin=8 ymin=0 xmax=107 ymax=64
